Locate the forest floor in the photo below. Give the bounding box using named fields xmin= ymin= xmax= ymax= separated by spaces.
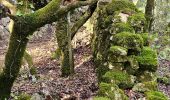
xmin=0 ymin=24 xmax=170 ymax=99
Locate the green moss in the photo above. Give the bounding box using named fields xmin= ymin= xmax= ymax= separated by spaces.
xmin=97 ymin=65 xmax=110 ymax=82
xmin=30 ymin=67 xmax=37 ymax=75
xmin=106 ymin=0 xmax=138 ymax=15
xmin=139 ymin=33 xmax=150 ymax=46
xmin=128 ymin=13 xmax=146 ymax=33
xmin=145 ymin=91 xmax=168 ymax=100
xmin=23 ymin=51 xmax=33 ymax=68
xmin=108 ymin=63 xmax=124 ymax=71
xmin=125 ymin=56 xmax=139 ymax=75
xmin=112 ymin=32 xmax=143 ymax=54
xmin=136 ymin=47 xmax=158 ymax=72
xmin=133 ymin=81 xmax=158 ymax=92
xmin=51 ymin=48 xmax=61 ymax=59
xmin=17 ymin=93 xmax=31 ymax=100
xmin=102 ymin=70 xmax=134 ymax=89
xmin=55 ymin=15 xmax=74 ymax=77
xmin=93 ymin=96 xmax=110 ymax=100
xmin=98 ymin=82 xmax=117 ymax=98
xmin=108 ymin=55 xmax=128 ymax=63
xmin=109 ymin=46 xmax=127 ymax=56
xmin=159 ymin=36 xmax=170 ymax=47
xmin=143 ymin=81 xmax=158 ymax=91
xmin=136 ymin=71 xmax=156 ymax=82
xmin=108 ymin=46 xmax=128 ymax=63
xmin=157 ymin=77 xmax=170 ymax=85
xmin=98 ymin=82 xmax=128 ymax=100
xmin=113 ymin=22 xmax=134 ymax=33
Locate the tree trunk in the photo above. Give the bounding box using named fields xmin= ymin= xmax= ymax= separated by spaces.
xmin=145 ymin=0 xmax=155 ymax=32
xmin=55 ymin=15 xmax=74 ymax=77
xmin=0 ymin=30 xmax=28 ymax=99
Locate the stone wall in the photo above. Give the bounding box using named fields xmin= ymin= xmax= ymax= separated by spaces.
xmin=93 ymin=0 xmax=168 ymax=99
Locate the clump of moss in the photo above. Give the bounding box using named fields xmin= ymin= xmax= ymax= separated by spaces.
xmin=98 ymin=82 xmax=128 ymax=100
xmin=112 ymin=32 xmax=143 ymax=54
xmin=133 ymin=81 xmax=158 ymax=93
xmin=136 ymin=71 xmax=156 ymax=82
xmin=106 ymin=0 xmax=138 ymax=15
xmin=97 ymin=82 xmax=117 ymax=98
xmin=102 ymin=70 xmax=133 ymax=89
xmin=139 ymin=33 xmax=150 ymax=46
xmin=145 ymin=91 xmax=168 ymax=100
xmin=17 ymin=93 xmax=31 ymax=100
xmin=143 ymin=81 xmax=158 ymax=91
xmin=128 ymin=13 xmax=146 ymax=33
xmin=97 ymin=65 xmax=110 ymax=82
xmin=157 ymin=77 xmax=170 ymax=85
xmin=108 ymin=46 xmax=128 ymax=63
xmin=125 ymin=56 xmax=139 ymax=75
xmin=108 ymin=63 xmax=124 ymax=71
xmin=109 ymin=46 xmax=127 ymax=56
xmin=136 ymin=47 xmax=158 ymax=72
xmin=108 ymin=55 xmax=128 ymax=63
xmin=113 ymin=22 xmax=134 ymax=33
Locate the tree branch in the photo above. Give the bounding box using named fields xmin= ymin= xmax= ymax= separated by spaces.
xmin=0 ymin=0 xmax=16 ymax=14
xmin=71 ymin=1 xmax=97 ymax=39
xmin=15 ymin=0 xmax=98 ymax=35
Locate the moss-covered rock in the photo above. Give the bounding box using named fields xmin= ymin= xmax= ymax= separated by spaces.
xmin=106 ymin=0 xmax=138 ymax=15
xmin=157 ymin=77 xmax=170 ymax=85
xmin=113 ymin=22 xmax=134 ymax=33
xmin=97 ymin=65 xmax=110 ymax=82
xmin=108 ymin=63 xmax=124 ymax=71
xmin=108 ymin=55 xmax=128 ymax=63
xmin=145 ymin=91 xmax=168 ymax=100
xmin=102 ymin=70 xmax=134 ymax=89
xmin=128 ymin=13 xmax=146 ymax=33
xmin=125 ymin=55 xmax=139 ymax=75
xmin=109 ymin=46 xmax=128 ymax=56
xmin=136 ymin=47 xmax=158 ymax=72
xmin=98 ymin=82 xmax=128 ymax=100
xmin=112 ymin=32 xmax=143 ymax=55
xmin=136 ymin=71 xmax=156 ymax=82
xmin=139 ymin=33 xmax=150 ymax=46
xmin=132 ymin=81 xmax=158 ymax=92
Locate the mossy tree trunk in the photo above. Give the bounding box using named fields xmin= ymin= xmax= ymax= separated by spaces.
xmin=0 ymin=30 xmax=28 ymax=98
xmin=55 ymin=3 xmax=97 ymax=77
xmin=145 ymin=0 xmax=155 ymax=32
xmin=55 ymin=15 xmax=74 ymax=77
xmin=0 ymin=0 xmax=97 ymax=98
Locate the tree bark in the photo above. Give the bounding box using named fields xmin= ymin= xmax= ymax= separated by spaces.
xmin=0 ymin=30 xmax=28 ymax=99
xmin=55 ymin=2 xmax=97 ymax=76
xmin=145 ymin=0 xmax=155 ymax=32
xmin=55 ymin=15 xmax=73 ymax=77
